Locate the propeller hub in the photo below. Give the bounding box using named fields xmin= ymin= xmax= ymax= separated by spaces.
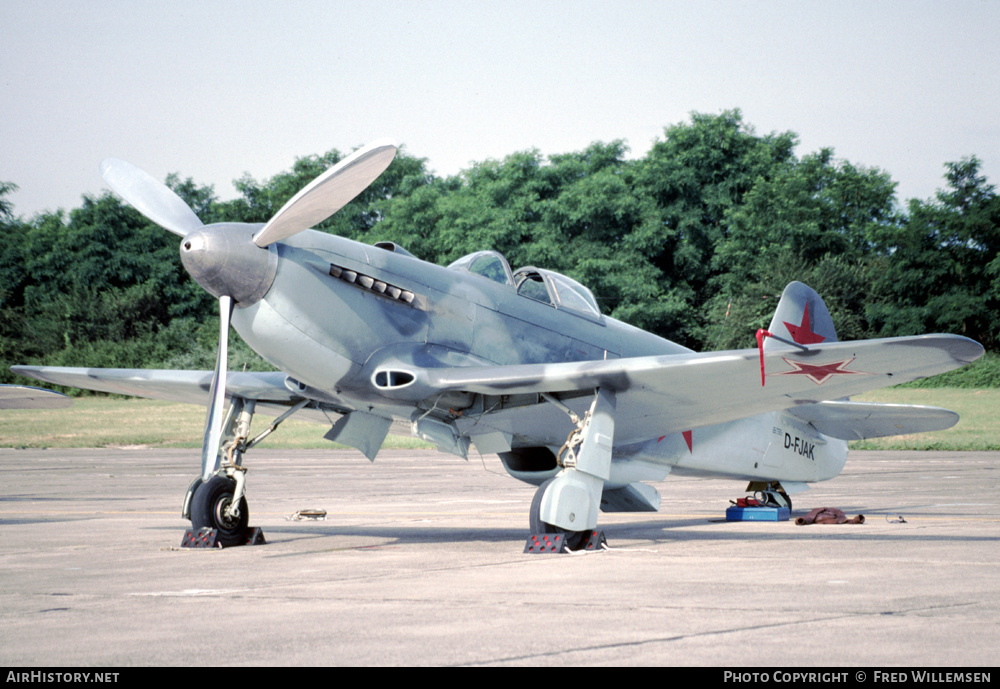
xmin=180 ymin=223 xmax=277 ymax=306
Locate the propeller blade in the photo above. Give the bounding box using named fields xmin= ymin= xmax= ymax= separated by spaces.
xmin=200 ymin=295 xmax=233 ymax=480
xmin=252 ymin=139 xmax=397 ymax=248
xmin=100 ymin=158 xmax=204 ymax=237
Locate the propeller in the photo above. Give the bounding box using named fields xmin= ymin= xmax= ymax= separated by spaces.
xmin=252 ymin=138 xmax=397 ymax=247
xmin=99 ymin=158 xmax=204 ymax=237
xmin=201 ymin=295 xmax=233 ymax=478
xmin=100 ymin=140 xmax=397 ymax=475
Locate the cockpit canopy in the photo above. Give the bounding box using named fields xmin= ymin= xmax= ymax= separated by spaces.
xmin=446 ymin=251 xmax=514 ymax=287
xmin=447 ymin=250 xmax=601 ymax=320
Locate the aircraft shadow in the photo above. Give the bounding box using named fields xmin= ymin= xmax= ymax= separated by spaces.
xmin=141 ymin=518 xmax=1000 ymax=549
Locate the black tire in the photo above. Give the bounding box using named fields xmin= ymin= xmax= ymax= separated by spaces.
xmin=768 ymin=493 xmax=792 ymax=510
xmin=190 ymin=475 xmax=249 ymax=547
xmin=529 ymin=478 xmax=589 ymax=549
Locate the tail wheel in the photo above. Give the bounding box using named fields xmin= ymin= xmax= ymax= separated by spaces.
xmin=190 ymin=476 xmax=249 ymax=547
xmin=754 ymin=489 xmax=792 ymax=510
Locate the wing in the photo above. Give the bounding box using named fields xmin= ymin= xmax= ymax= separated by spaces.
xmin=12 ymin=333 xmax=982 ymax=450
xmin=387 ymin=334 xmax=983 ymax=446
xmin=0 ymin=384 xmax=73 ymax=409
xmin=8 ymin=366 xmax=340 ymax=425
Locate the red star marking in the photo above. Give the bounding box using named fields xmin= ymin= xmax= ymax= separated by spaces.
xmin=783 ymin=302 xmax=826 ymax=345
xmin=776 ymin=357 xmax=868 ymax=385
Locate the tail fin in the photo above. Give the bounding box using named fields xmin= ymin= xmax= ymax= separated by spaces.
xmin=765 ymin=282 xmax=837 ymax=351
xmin=769 ymin=283 xmax=964 ymax=441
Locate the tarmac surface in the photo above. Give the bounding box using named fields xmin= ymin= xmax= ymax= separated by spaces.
xmin=1 ymin=447 xmax=997 ymax=667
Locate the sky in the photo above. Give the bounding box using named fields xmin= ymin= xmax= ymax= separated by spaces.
xmin=3 ymin=0 xmax=998 ymax=218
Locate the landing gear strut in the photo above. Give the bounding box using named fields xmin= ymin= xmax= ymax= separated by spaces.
xmin=181 ymin=397 xmax=307 ymax=548
xmin=525 ymin=389 xmax=616 ymax=553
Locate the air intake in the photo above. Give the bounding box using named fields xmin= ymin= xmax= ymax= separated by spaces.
xmin=373 ymin=369 xmax=416 ymax=389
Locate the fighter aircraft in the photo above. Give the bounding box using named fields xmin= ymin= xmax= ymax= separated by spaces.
xmin=12 ymin=140 xmax=984 ymax=547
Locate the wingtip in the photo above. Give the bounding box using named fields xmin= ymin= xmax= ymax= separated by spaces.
xmin=955 ymin=336 xmax=986 ymax=364
xmin=921 ymin=334 xmax=986 ymax=364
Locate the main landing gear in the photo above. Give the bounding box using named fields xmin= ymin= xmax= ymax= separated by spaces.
xmin=524 ymin=389 xmax=616 ymax=554
xmin=182 ymin=397 xmax=306 ymax=548
xmin=528 ymin=478 xmax=593 ymax=550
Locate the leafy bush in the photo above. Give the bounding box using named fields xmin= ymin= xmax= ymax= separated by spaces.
xmin=899 ymin=351 xmax=1000 ymax=389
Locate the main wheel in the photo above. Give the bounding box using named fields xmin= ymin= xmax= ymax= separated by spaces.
xmin=529 ymin=478 xmax=590 ymax=550
xmin=190 ymin=475 xmax=249 ymax=547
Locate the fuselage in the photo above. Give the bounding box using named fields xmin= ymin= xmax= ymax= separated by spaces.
xmin=222 ymin=229 xmax=848 ymax=486
xmin=231 ymin=229 xmax=687 ymax=390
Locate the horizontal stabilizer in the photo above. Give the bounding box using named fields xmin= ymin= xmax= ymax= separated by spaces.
xmin=787 ymin=401 xmax=960 ymax=440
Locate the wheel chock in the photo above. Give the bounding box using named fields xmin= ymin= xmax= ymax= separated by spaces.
xmin=525 ymin=533 xmax=565 ymax=553
xmin=244 ymin=527 xmax=266 ymax=545
xmin=182 ymin=528 xmax=220 ymax=548
xmin=524 ymin=530 xmax=607 ymax=554
xmin=181 ymin=527 xmax=266 ymax=548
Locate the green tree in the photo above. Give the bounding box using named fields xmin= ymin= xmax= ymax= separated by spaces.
xmin=0 ymin=180 xmax=17 ymax=220
xmin=9 ymin=193 xmax=212 ymax=374
xmin=0 ymin=182 xmax=29 ymax=374
xmin=630 ymin=110 xmax=799 ymax=346
xmin=867 ymin=157 xmax=1000 ymax=349
xmin=165 ymin=174 xmax=218 ymax=222
xmin=703 ymin=150 xmax=898 ymax=348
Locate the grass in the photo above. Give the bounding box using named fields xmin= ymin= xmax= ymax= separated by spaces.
xmin=0 ymin=397 xmax=432 ymax=450
xmin=849 ymin=388 xmax=1000 ymax=451
xmin=1 ymin=389 xmax=997 ymax=451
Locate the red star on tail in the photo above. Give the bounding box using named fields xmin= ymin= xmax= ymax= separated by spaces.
xmin=783 ymin=302 xmax=826 ymax=345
